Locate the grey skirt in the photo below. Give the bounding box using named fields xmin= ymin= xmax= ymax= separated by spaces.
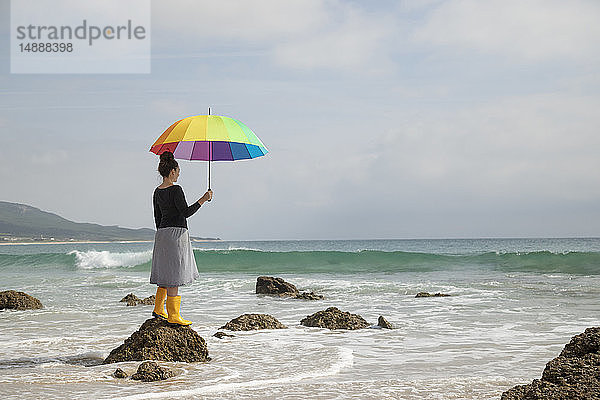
xmin=150 ymin=227 xmax=199 ymax=287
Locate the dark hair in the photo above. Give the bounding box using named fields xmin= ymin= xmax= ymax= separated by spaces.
xmin=158 ymin=151 xmax=179 ymax=177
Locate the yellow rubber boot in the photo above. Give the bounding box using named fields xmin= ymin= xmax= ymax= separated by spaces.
xmin=152 ymin=287 xmax=168 ymax=320
xmin=166 ymin=295 xmax=192 ymax=326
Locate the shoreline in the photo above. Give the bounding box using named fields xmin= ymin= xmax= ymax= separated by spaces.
xmin=0 ymin=240 xmax=154 ymax=246
xmin=0 ymin=239 xmax=222 ymax=246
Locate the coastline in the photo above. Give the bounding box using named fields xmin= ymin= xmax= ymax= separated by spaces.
xmin=0 ymin=239 xmax=222 ymax=246
xmin=0 ymin=240 xmax=154 ymax=246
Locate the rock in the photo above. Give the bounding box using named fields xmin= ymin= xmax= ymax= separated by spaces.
xmin=255 ymin=277 xmax=324 ymax=300
xmin=300 ymin=307 xmax=370 ymax=330
xmin=0 ymin=290 xmax=43 ymax=310
xmin=502 ymin=379 xmax=575 ymax=400
xmin=112 ymin=368 xmax=128 ymax=378
xmin=130 ymin=361 xmax=174 ymax=382
xmin=256 ymin=276 xmax=299 ymax=296
xmin=501 ymin=327 xmax=600 ymax=399
xmin=415 ymin=292 xmax=451 ymax=298
xmin=120 ymin=293 xmax=155 ymax=306
xmin=120 ymin=293 xmax=139 ymax=303
xmin=559 ymin=327 xmax=600 ymax=358
xmin=213 ymin=331 xmax=235 ymax=339
xmin=138 ymin=295 xmax=155 ymax=305
xmin=377 ymin=316 xmax=393 ymax=329
xmin=103 ymin=318 xmax=210 ymax=364
xmin=296 ymin=291 xmax=325 ymax=300
xmin=219 ymin=314 xmax=287 ymax=331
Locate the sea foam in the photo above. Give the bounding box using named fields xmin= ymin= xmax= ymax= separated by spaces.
xmin=114 ymin=347 xmax=354 ymax=399
xmin=68 ymin=250 xmax=152 ymax=269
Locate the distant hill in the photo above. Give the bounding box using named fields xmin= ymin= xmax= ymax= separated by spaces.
xmin=0 ymin=201 xmax=218 ymax=242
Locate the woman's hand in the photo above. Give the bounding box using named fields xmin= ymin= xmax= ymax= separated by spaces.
xmin=200 ymin=190 xmax=213 ymax=203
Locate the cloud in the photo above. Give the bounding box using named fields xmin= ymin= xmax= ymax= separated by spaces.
xmin=30 ymin=149 xmax=69 ymax=166
xmin=370 ymin=93 xmax=600 ymax=204
xmin=152 ymin=0 xmax=327 ymax=41
xmin=152 ymin=0 xmax=394 ymax=73
xmin=4 ymin=1 xmax=600 ymax=239
xmin=12 ymin=0 xmax=150 ymax=25
xmin=272 ymin=8 xmax=393 ymax=73
xmin=150 ymin=98 xmax=194 ymax=118
xmin=414 ymin=0 xmax=600 ymax=63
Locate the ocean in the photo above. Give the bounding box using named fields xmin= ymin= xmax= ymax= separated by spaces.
xmin=1 ymin=238 xmax=599 ymax=399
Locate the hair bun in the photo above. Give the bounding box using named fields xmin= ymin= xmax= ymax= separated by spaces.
xmin=160 ymin=151 xmax=174 ymax=161
xmin=157 ymin=150 xmax=179 ymax=177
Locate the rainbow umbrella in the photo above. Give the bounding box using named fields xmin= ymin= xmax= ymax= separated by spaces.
xmin=149 ymin=110 xmax=268 ymax=191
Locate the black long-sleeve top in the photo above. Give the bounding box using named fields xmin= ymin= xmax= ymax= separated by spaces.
xmin=153 ymin=185 xmax=201 ymax=229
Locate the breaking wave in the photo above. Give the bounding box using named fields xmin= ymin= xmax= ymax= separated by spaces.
xmin=0 ymin=249 xmax=599 ymax=274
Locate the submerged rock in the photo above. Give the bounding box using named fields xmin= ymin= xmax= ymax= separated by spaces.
xmin=112 ymin=368 xmax=128 ymax=379
xmin=120 ymin=293 xmax=155 ymax=306
xmin=220 ymin=314 xmax=287 ymax=331
xmin=213 ymin=331 xmax=235 ymax=339
xmin=377 ymin=316 xmax=393 ymax=329
xmin=255 ymin=276 xmax=324 ymax=300
xmin=0 ymin=290 xmax=43 ymax=310
xmin=501 ymin=327 xmax=600 ymax=399
xmin=301 ymin=307 xmax=370 ymax=330
xmin=138 ymin=295 xmax=155 ymax=305
xmin=296 ymin=291 xmax=325 ymax=300
xmin=103 ymin=318 xmax=210 ymax=364
xmin=120 ymin=293 xmax=138 ymax=303
xmin=130 ymin=361 xmax=174 ymax=382
xmin=415 ymin=292 xmax=451 ymax=298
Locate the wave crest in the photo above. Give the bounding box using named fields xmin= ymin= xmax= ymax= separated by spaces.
xmin=67 ymin=250 xmax=152 ymax=269
xmin=0 ymin=249 xmax=598 ymax=274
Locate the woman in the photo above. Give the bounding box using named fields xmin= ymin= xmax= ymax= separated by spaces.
xmin=151 ymin=151 xmax=213 ymax=326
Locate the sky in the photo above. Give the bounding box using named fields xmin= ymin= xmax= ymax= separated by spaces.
xmin=1 ymin=0 xmax=599 ymax=240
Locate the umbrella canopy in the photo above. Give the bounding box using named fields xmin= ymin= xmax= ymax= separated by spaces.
xmin=149 ymin=115 xmax=268 ymax=161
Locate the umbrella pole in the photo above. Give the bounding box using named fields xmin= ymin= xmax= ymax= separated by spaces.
xmin=206 ymin=146 xmax=212 ymax=201
xmin=208 ymin=106 xmax=212 ymax=199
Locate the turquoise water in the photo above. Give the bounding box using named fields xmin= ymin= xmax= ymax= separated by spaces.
xmin=1 ymin=238 xmax=599 ymax=399
xmin=3 ymin=238 xmax=600 ymax=274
